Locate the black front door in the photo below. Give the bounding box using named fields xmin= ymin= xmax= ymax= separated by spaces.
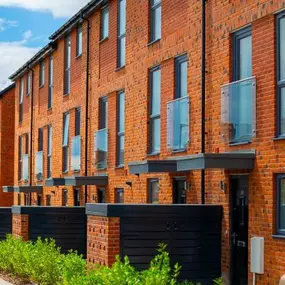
xmin=173 ymin=178 xmax=187 ymax=204
xmin=230 ymin=176 xmax=249 ymax=285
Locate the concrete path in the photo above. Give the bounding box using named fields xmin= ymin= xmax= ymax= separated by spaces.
xmin=0 ymin=279 xmax=13 ymax=285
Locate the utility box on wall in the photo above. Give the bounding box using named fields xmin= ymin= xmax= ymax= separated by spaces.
xmin=250 ymin=237 xmax=264 ymax=274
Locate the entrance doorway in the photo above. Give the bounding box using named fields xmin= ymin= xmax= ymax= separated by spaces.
xmin=173 ymin=177 xmax=187 ymax=204
xmin=230 ymin=175 xmax=249 ymax=285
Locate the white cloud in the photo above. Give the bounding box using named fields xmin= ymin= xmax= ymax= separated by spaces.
xmin=0 ymin=18 xmax=18 ymax=31
xmin=0 ymin=32 xmax=40 ymax=91
xmin=0 ymin=0 xmax=91 ymax=18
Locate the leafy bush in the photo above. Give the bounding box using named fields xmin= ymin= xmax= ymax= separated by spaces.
xmin=0 ymin=236 xmax=219 ymax=285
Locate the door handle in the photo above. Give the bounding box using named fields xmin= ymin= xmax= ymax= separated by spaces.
xmin=173 ymin=222 xmax=177 ymax=231
xmin=166 ymin=222 xmax=170 ymax=231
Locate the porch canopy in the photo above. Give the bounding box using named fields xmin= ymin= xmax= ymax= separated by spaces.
xmin=128 ymin=151 xmax=256 ymax=175
xmin=45 ymin=175 xmax=108 ymax=187
xmin=2 ymin=186 xmax=43 ymax=194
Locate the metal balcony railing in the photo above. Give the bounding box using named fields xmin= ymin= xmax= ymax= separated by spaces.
xmin=221 ymin=76 xmax=256 ymax=143
xmin=167 ymin=96 xmax=190 ymax=151
xmin=94 ymin=128 xmax=108 ymax=169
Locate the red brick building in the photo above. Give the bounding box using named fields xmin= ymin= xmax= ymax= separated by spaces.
xmin=6 ymin=0 xmax=285 ymax=284
xmin=0 ymin=84 xmax=15 ymax=206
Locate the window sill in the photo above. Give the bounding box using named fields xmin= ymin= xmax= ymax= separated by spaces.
xmin=229 ymin=141 xmax=251 ymax=146
xmin=76 ymin=54 xmax=82 ymax=59
xmin=72 ymin=170 xmax=81 ymax=173
xmin=63 ymin=92 xmax=70 ymax=97
xmin=147 ymin=38 xmax=161 ymax=47
xmin=99 ymin=37 xmax=109 ymax=44
xmin=62 ymin=171 xmax=69 ymax=174
xmin=171 ymin=148 xmax=187 ymax=154
xmin=147 ymin=152 xmax=160 ymax=157
xmin=96 ymin=167 xmax=107 ymax=171
xmin=273 ymin=136 xmax=285 ymax=141
xmin=115 ymin=165 xmax=124 ymax=169
xmin=26 ymin=93 xmax=30 ymax=97
xmin=115 ymin=65 xmax=126 ymax=72
xmin=39 ymin=85 xmax=44 ymax=89
xmin=47 ymin=107 xmax=52 ymax=112
xmin=272 ymin=234 xmax=285 ymax=239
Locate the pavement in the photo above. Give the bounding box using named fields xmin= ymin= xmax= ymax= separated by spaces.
xmin=0 ymin=279 xmax=12 ymax=285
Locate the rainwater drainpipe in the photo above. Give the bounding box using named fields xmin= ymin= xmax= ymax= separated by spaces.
xmin=201 ymin=0 xmax=206 ymax=204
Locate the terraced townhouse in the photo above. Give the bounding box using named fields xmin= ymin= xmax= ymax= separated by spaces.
xmin=4 ymin=0 xmax=285 ymax=284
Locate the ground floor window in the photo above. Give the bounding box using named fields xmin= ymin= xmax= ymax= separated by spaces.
xmin=74 ymin=188 xmax=80 ymax=206
xmin=115 ymin=188 xmax=124 ymax=203
xmin=277 ymin=174 xmax=285 ymax=235
xmin=173 ymin=177 xmax=187 ymax=204
xmin=97 ymin=188 xmax=106 ymax=203
xmin=148 ymin=179 xmax=159 ymax=203
xmin=37 ymin=194 xmax=42 ymax=206
xmin=62 ymin=189 xmax=68 ymax=206
xmin=46 ymin=195 xmax=51 ymax=206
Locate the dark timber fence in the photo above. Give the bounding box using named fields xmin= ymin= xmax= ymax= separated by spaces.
xmin=0 ymin=208 xmax=12 ymax=239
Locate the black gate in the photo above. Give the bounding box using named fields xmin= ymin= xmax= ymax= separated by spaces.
xmin=0 ymin=208 xmax=12 ymax=240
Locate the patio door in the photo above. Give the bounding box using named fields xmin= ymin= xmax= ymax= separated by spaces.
xmin=230 ymin=175 xmax=249 ymax=285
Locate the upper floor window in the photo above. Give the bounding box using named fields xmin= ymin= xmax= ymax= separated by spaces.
xmin=149 ymin=66 xmax=161 ymax=154
xmin=75 ymin=107 xmax=81 ymax=136
xmin=76 ymin=25 xmax=83 ymax=57
xmin=26 ymin=72 xmax=31 ymax=95
xmin=64 ymin=35 xmax=71 ymax=95
xmin=117 ymin=0 xmax=126 ymax=68
xmin=71 ymin=108 xmax=81 ymax=171
xmin=101 ymin=5 xmax=109 ymax=40
xmin=18 ymin=136 xmax=22 ymax=180
xmin=62 ymin=112 xmax=70 ymax=172
xmin=39 ymin=60 xmax=45 ymax=87
xmin=117 ymin=91 xmax=125 ymax=166
xmin=19 ymin=78 xmax=24 ymax=123
xmin=175 ymin=54 xmax=188 ymax=99
xmin=276 ymin=174 xmax=285 ymax=236
xmin=221 ymin=26 xmax=255 ymax=144
xmin=47 ymin=125 xmax=52 ymax=178
xmin=277 ymin=13 xmax=285 ymax=137
xmin=48 ymin=56 xmax=53 ymax=109
xmin=150 ymin=0 xmax=161 ymax=42
xmin=38 ymin=128 xmax=43 ymax=152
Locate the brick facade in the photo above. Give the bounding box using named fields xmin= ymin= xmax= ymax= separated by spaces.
xmin=8 ymin=0 xmax=285 ymax=284
xmin=12 ymin=214 xmax=29 ymax=241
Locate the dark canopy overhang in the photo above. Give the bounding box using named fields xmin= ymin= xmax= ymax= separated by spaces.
xmin=45 ymin=176 xmax=108 ymax=187
xmin=128 ymin=151 xmax=256 ymax=174
xmin=3 ymin=186 xmax=43 ymax=194
xmin=128 ymin=160 xmax=177 ymax=175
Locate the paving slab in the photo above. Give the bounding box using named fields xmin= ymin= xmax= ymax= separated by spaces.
xmin=0 ymin=279 xmax=13 ymax=285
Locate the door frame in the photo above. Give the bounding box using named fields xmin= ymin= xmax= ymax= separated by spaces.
xmin=229 ymin=174 xmax=249 ymax=285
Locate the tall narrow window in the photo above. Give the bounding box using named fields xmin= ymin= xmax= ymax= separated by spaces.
xmin=277 ymin=13 xmax=285 ymax=136
xmin=76 ymin=25 xmax=83 ymax=57
xmin=175 ymin=55 xmax=188 ymax=99
xmin=148 ymin=179 xmax=159 ymax=203
xmin=97 ymin=189 xmax=106 ymax=203
xmin=39 ymin=60 xmax=45 ymax=87
xmin=149 ymin=66 xmax=161 ymax=153
xmin=74 ymin=189 xmax=80 ymax=206
xmin=46 ymin=195 xmax=51 ymax=206
xmin=99 ymin=97 xmax=108 ymax=129
xmin=63 ymin=112 xmax=70 ymax=172
xmin=117 ymin=91 xmax=125 ymax=166
xmin=38 ymin=128 xmax=43 ymax=152
xmin=26 ymin=72 xmax=31 ymax=96
xmin=276 ymin=174 xmax=285 ymax=235
xmin=72 ymin=108 xmax=81 ymax=171
xmin=150 ymin=0 xmax=161 ymax=42
xmin=37 ymin=194 xmax=42 ymax=206
xmin=117 ymin=0 xmax=126 ymax=68
xmin=101 ymin=5 xmax=109 ymax=40
xmin=48 ymin=56 xmax=53 ymax=109
xmin=25 ymin=133 xmax=29 ymax=155
xmin=75 ymin=107 xmax=81 ymax=136
xmin=47 ymin=125 xmax=52 ymax=178
xmin=64 ymin=35 xmax=71 ymax=95
xmin=115 ymin=188 xmax=124 ymax=203
xmin=18 ymin=136 xmax=22 ymax=180
xmin=19 ymin=78 xmax=24 ymax=123
xmin=62 ymin=189 xmax=68 ymax=206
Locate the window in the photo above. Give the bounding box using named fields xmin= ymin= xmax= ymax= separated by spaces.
xmin=150 ymin=0 xmax=161 ymax=42
xmin=277 ymin=13 xmax=285 ymax=136
xmin=62 ymin=189 xmax=68 ymax=206
xmin=19 ymin=78 xmax=24 ymax=122
xmin=64 ymin=35 xmax=71 ymax=95
xmin=25 ymin=133 xmax=29 ymax=155
xmin=75 ymin=107 xmax=81 ymax=136
xmin=48 ymin=56 xmax=53 ymax=109
xmin=47 ymin=126 xmax=52 ymax=178
xmin=97 ymin=189 xmax=106 ymax=203
xmin=148 ymin=179 xmax=159 ymax=203
xmin=38 ymin=128 xmax=43 ymax=151
xmin=149 ymin=66 xmax=161 ymax=153
xmin=101 ymin=5 xmax=109 ymax=40
xmin=18 ymin=136 xmax=22 ymax=180
xmin=117 ymin=0 xmax=126 ymax=68
xmin=26 ymin=72 xmax=31 ymax=95
xmin=276 ymin=174 xmax=285 ymax=235
xmin=63 ymin=112 xmax=70 ymax=172
xmin=18 ymin=194 xmax=21 ymax=206
xmin=74 ymin=189 xmax=80 ymax=206
xmin=76 ymin=25 xmax=83 ymax=57
xmin=72 ymin=108 xmax=81 ymax=171
xmin=39 ymin=60 xmax=45 ymax=87
xmin=100 ymin=97 xmax=108 ymax=129
xmin=175 ymin=55 xmax=188 ymax=99
xmin=46 ymin=195 xmax=51 ymax=206
xmin=115 ymin=188 xmax=124 ymax=203
xmin=24 ymin=193 xmax=31 ymax=206
xmin=117 ymin=91 xmax=125 ymax=166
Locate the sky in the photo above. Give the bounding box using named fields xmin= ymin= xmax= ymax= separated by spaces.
xmin=0 ymin=0 xmax=91 ymax=91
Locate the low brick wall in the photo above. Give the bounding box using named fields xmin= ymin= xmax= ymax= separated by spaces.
xmin=12 ymin=213 xmax=29 ymax=240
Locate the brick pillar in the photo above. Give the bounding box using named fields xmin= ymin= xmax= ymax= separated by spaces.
xmin=87 ymin=216 xmax=120 ymax=266
xmin=12 ymin=213 xmax=29 ymax=240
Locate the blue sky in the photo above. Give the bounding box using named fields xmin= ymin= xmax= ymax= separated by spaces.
xmin=0 ymin=0 xmax=90 ymax=90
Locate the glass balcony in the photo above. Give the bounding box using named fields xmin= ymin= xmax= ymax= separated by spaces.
xmin=221 ymin=76 xmax=256 ymax=143
xmin=71 ymin=136 xmax=81 ymax=171
xmin=94 ymin=128 xmax=108 ymax=169
xmin=35 ymin=151 xmax=43 ymax=181
xmin=22 ymin=154 xmax=29 ymax=182
xmin=167 ymin=96 xmax=190 ymax=150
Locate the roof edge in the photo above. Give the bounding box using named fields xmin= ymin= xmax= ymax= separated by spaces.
xmin=0 ymin=83 xmax=15 ymax=98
